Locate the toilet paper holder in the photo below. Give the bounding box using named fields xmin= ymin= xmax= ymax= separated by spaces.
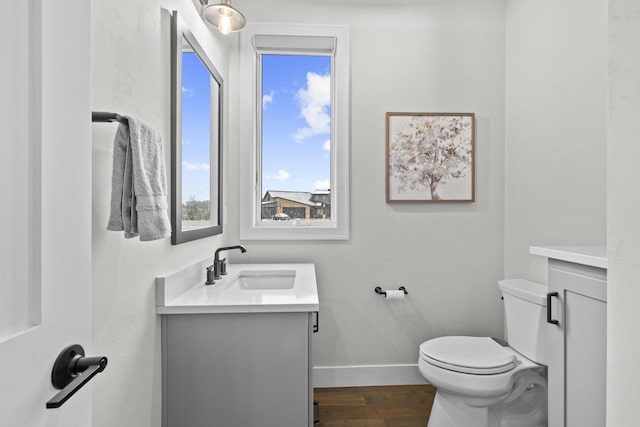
xmin=374 ymin=286 xmax=408 ymax=297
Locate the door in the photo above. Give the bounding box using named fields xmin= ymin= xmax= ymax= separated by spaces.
xmin=0 ymin=0 xmax=92 ymax=425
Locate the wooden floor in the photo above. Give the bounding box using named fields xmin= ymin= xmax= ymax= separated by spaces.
xmin=313 ymin=385 xmax=436 ymax=427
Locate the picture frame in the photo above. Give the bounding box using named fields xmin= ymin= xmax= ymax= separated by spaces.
xmin=386 ymin=112 xmax=475 ymax=203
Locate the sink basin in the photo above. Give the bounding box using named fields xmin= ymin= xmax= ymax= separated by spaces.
xmin=229 ymin=270 xmax=296 ymax=290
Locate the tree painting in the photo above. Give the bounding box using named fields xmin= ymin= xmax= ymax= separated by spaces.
xmin=387 ymin=113 xmax=475 ymax=201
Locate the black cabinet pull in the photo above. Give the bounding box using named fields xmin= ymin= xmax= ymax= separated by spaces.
xmin=547 ymin=291 xmax=560 ymax=325
xmin=313 ymin=311 xmax=319 ymax=333
xmin=46 ymin=344 xmax=108 ymax=409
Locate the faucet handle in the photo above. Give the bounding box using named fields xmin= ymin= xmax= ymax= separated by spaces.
xmin=205 ymin=265 xmax=215 ymax=285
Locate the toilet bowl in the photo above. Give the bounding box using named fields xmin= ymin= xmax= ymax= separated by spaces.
xmin=418 ymin=279 xmax=549 ymax=427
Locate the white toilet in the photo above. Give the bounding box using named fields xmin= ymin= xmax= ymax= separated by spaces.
xmin=418 ymin=279 xmax=549 ymax=427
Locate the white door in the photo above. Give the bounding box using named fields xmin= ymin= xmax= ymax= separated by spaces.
xmin=0 ymin=0 xmax=93 ymax=425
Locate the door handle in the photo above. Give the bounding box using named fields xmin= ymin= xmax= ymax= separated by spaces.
xmin=46 ymin=344 xmax=108 ymax=409
xmin=547 ymin=291 xmax=560 ymax=325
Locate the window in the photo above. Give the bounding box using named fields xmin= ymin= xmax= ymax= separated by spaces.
xmin=240 ymin=23 xmax=350 ymax=240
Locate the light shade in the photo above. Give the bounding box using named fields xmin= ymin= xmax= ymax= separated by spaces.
xmin=202 ymin=0 xmax=246 ymax=35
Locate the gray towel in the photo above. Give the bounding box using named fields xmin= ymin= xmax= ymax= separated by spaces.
xmin=107 ymin=116 xmax=171 ymax=241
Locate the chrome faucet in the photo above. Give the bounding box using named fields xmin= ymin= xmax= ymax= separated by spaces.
xmin=205 ymin=245 xmax=247 ymax=285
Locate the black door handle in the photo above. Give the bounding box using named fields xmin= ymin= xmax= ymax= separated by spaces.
xmin=46 ymin=344 xmax=108 ymax=409
xmin=547 ymin=291 xmax=560 ymax=325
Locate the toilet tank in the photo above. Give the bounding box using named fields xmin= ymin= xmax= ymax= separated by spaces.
xmin=498 ymin=279 xmax=549 ymax=365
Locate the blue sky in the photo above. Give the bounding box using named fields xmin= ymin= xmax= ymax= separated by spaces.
xmin=261 ymin=54 xmax=331 ymax=195
xmin=180 ymin=52 xmax=332 ymax=203
xmin=181 ymin=51 xmax=212 ymax=204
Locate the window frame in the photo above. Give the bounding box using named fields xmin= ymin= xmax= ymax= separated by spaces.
xmin=239 ymin=23 xmax=350 ymax=240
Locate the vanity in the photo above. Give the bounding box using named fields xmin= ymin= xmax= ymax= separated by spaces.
xmin=156 ymin=260 xmax=319 ymax=427
xmin=530 ymin=246 xmax=607 ymax=427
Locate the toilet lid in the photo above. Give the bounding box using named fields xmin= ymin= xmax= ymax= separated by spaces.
xmin=420 ymin=336 xmax=517 ymax=375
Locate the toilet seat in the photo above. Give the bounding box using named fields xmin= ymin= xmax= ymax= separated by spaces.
xmin=418 ymin=336 xmax=542 ymax=400
xmin=420 ymin=337 xmax=517 ymax=375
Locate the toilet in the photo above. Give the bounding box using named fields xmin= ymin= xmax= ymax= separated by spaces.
xmin=418 ymin=279 xmax=549 ymax=427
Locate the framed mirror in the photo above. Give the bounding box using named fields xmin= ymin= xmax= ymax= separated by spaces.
xmin=170 ymin=11 xmax=223 ymax=244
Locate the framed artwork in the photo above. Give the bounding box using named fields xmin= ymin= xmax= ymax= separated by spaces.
xmin=386 ymin=112 xmax=475 ymax=202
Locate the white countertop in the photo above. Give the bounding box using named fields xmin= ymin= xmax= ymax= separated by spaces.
xmin=156 ymin=260 xmax=319 ymax=314
xmin=530 ymin=245 xmax=607 ymax=269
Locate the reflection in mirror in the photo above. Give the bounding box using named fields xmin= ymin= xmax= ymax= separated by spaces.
xmin=181 ymin=43 xmax=216 ymax=227
xmin=171 ymin=11 xmax=223 ymax=244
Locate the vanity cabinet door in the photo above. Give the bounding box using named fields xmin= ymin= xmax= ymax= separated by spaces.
xmin=547 ymin=260 xmax=606 ymax=427
xmin=564 ymin=291 xmax=606 ymax=427
xmin=163 ymin=312 xmax=312 ymax=427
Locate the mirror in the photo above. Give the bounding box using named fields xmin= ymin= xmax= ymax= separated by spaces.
xmin=170 ymin=11 xmax=223 ymax=244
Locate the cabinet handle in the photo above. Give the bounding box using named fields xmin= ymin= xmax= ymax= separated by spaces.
xmin=313 ymin=311 xmax=319 ymax=333
xmin=547 ymin=291 xmax=560 ymax=325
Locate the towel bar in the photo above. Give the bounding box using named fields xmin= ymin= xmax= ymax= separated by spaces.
xmin=92 ymin=111 xmax=126 ymax=123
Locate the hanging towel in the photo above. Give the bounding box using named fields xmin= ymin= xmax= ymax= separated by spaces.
xmin=107 ymin=116 xmax=171 ymax=241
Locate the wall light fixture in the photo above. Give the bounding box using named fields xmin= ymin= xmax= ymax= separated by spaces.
xmin=200 ymin=0 xmax=246 ymax=35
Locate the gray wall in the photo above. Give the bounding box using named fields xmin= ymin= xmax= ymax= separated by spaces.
xmin=504 ymin=0 xmax=608 ymax=282
xmin=226 ymin=0 xmax=507 ymax=367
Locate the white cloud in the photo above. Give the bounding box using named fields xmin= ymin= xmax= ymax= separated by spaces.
xmin=182 ymin=86 xmax=194 ymax=96
xmin=267 ymin=169 xmax=290 ymax=181
xmin=314 ymin=179 xmax=330 ymax=190
xmin=323 ymin=139 xmax=331 ymax=152
xmin=263 ymin=90 xmax=274 ymax=109
xmin=294 ymin=72 xmax=331 ymax=142
xmin=182 ymin=161 xmax=210 ymax=171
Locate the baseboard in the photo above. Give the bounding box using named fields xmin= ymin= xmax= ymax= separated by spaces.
xmin=313 ymin=364 xmax=428 ymax=388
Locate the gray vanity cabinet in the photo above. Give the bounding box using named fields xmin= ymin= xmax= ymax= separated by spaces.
xmin=546 ymin=259 xmax=607 ymax=427
xmin=161 ymin=311 xmax=315 ymax=427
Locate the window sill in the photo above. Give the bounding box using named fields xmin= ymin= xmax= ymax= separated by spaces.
xmin=239 ymin=221 xmax=349 ymax=241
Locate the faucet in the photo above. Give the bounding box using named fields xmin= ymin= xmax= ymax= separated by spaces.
xmin=205 ymin=245 xmax=247 ymax=285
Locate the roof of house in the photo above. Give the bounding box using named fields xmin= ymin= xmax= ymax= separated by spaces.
xmin=262 ymin=191 xmax=323 ymax=207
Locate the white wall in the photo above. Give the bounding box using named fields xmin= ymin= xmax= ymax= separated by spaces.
xmin=227 ymin=0 xmax=507 ymax=369
xmin=90 ymin=0 xmax=505 ymax=423
xmin=89 ymin=0 xmax=622 ymax=424
xmin=91 ymin=1 xmax=230 ymax=425
xmin=607 ymin=0 xmax=640 ymax=424
xmin=504 ymin=0 xmax=608 ymax=283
